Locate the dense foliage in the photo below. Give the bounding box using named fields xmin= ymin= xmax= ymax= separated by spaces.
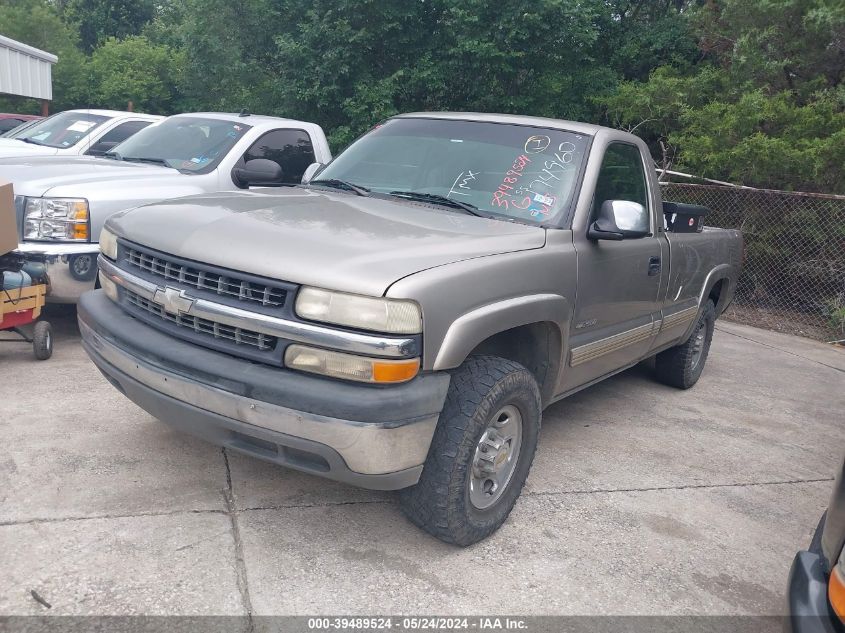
xmin=0 ymin=0 xmax=843 ymax=192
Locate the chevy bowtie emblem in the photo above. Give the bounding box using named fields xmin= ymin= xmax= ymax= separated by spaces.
xmin=153 ymin=286 xmax=195 ymax=315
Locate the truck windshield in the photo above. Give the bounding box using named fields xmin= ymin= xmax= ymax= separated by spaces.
xmin=17 ymin=112 xmax=109 ymax=148
xmin=109 ymin=116 xmax=251 ymax=173
xmin=2 ymin=119 xmax=39 ymax=138
xmin=316 ymin=117 xmax=590 ymax=225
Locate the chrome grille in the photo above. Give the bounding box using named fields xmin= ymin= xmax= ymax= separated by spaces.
xmin=125 ymin=290 xmax=277 ymax=352
xmin=125 ymin=247 xmax=287 ymax=308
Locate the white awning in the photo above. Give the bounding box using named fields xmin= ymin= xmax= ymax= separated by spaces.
xmin=0 ymin=35 xmax=58 ymax=100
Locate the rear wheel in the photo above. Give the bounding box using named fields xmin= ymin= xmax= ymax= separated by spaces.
xmin=654 ymin=300 xmax=715 ymax=389
xmin=32 ymin=321 xmax=53 ymax=360
xmin=399 ymin=356 xmax=541 ymax=546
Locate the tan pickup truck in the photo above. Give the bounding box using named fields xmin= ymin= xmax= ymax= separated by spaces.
xmin=80 ymin=113 xmax=743 ymax=544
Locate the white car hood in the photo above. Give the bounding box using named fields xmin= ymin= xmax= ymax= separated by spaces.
xmin=0 ymin=139 xmax=60 ymax=158
xmin=0 ymin=156 xmax=187 ymax=197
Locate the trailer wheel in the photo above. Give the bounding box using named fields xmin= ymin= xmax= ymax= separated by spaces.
xmin=33 ymin=321 xmax=53 ymax=360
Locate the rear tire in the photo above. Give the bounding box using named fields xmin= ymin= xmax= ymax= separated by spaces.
xmin=32 ymin=321 xmax=53 ymax=360
xmin=399 ymin=356 xmax=541 ymax=546
xmin=654 ymin=300 xmax=715 ymax=389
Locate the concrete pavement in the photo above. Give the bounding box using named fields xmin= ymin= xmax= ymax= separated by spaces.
xmin=0 ymin=307 xmax=842 ymax=616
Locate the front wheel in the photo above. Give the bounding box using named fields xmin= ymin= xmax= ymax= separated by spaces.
xmin=654 ymin=300 xmax=715 ymax=389
xmin=399 ymin=356 xmax=541 ymax=546
xmin=68 ymin=254 xmax=97 ymax=282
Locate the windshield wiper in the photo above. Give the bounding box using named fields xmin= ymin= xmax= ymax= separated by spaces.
xmin=21 ymin=137 xmax=49 ymax=146
xmin=309 ymin=179 xmax=370 ymax=196
xmin=388 ymin=191 xmax=485 ymax=217
xmin=122 ymin=156 xmax=174 ymax=168
xmin=103 ymin=151 xmax=123 ymax=161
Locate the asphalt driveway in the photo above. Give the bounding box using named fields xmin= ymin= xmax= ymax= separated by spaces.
xmin=1 ymin=306 xmax=843 ymax=617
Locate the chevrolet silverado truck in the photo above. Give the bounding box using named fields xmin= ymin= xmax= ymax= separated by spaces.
xmin=79 ymin=113 xmax=742 ymax=545
xmin=0 ymin=112 xmax=330 ymax=302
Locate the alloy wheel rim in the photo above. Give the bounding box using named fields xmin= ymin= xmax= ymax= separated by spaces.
xmin=469 ymin=404 xmax=523 ymax=510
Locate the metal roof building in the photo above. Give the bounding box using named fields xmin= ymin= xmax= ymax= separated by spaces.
xmin=0 ymin=34 xmax=57 ymax=102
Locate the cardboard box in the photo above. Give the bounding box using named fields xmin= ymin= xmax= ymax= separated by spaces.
xmin=0 ymin=181 xmax=17 ymax=256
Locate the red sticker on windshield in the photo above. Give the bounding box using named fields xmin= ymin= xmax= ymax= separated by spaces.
xmin=491 ymin=154 xmax=531 ymax=209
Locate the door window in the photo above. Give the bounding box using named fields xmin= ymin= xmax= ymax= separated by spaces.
xmin=592 ymin=143 xmax=650 ymax=224
xmin=0 ymin=119 xmax=25 ymax=134
xmin=86 ymin=120 xmax=153 ymax=156
xmin=242 ymin=129 xmax=315 ymax=184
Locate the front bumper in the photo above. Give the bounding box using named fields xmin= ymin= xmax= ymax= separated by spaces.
xmin=78 ymin=290 xmax=450 ymax=490
xmin=16 ymin=242 xmax=98 ymax=303
xmin=787 ymin=513 xmax=843 ymax=633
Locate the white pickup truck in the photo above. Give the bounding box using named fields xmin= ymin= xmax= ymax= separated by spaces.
xmin=0 ymin=109 xmax=161 ymax=159
xmin=0 ymin=112 xmax=331 ymax=301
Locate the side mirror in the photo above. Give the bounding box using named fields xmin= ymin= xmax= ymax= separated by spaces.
xmin=588 ymin=200 xmax=651 ymax=241
xmin=300 ymin=162 xmax=324 ymax=185
xmin=232 ymin=159 xmax=283 ymax=188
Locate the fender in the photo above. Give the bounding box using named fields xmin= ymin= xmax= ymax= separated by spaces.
xmin=432 ymin=293 xmax=570 ymax=371
xmin=671 ymin=263 xmax=734 ymax=343
xmin=698 ymin=263 xmax=734 ymax=313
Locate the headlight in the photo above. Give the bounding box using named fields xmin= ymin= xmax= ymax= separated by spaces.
xmin=99 ymin=227 xmax=118 ymax=260
xmin=284 ymin=344 xmax=420 ymax=383
xmin=831 ymin=545 xmax=845 ymax=623
xmin=23 ymin=197 xmax=90 ymax=241
xmin=295 ymin=287 xmax=421 ymax=334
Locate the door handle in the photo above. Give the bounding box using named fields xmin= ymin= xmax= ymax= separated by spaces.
xmin=648 ymin=256 xmax=661 ymax=276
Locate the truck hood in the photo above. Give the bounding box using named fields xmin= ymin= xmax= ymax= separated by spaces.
xmin=0 ymin=139 xmax=60 ymax=158
xmin=0 ymin=156 xmax=185 ymax=197
xmin=109 ymin=188 xmax=547 ymax=296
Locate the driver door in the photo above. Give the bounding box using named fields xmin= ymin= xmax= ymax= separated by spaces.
xmin=560 ymin=142 xmax=667 ymax=392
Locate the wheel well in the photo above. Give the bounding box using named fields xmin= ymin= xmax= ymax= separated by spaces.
xmin=467 ymin=322 xmax=561 ymax=404
xmin=708 ymin=279 xmax=726 ymax=312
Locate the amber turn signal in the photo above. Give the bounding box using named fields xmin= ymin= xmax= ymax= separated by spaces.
xmin=830 ymin=563 xmax=845 ymax=622
xmin=372 ymin=358 xmax=421 ymax=383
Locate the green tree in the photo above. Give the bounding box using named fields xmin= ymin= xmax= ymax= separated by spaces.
xmin=62 ymin=0 xmax=156 ymax=52
xmin=598 ymin=0 xmax=704 ymax=81
xmin=87 ymin=36 xmax=185 ymax=114
xmin=174 ymin=0 xmax=280 ymax=113
xmin=0 ymin=0 xmax=89 ymax=112
xmin=694 ymin=0 xmax=845 ymax=97
xmin=672 ymin=91 xmax=845 ymax=191
xmin=599 ymin=0 xmax=845 ymax=192
xmin=267 ymin=0 xmax=620 ymax=147
xmin=159 ymin=0 xmax=718 ymax=148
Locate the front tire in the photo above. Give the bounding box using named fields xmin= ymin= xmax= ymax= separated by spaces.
xmin=399 ymin=356 xmax=541 ymax=546
xmin=68 ymin=254 xmax=97 ymax=282
xmin=654 ymin=300 xmax=715 ymax=389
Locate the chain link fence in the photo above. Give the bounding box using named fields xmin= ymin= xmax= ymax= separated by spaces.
xmin=659 ymin=181 xmax=845 ymax=343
